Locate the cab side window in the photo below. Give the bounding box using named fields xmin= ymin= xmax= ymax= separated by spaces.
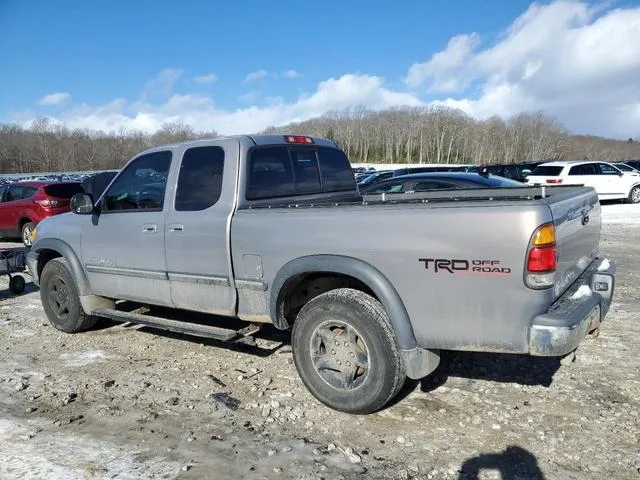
xmin=102 ymin=151 xmax=172 ymax=212
xmin=175 ymin=146 xmax=225 ymax=211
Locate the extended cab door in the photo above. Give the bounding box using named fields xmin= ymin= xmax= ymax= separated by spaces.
xmin=163 ymin=142 xmax=238 ymax=316
xmin=80 ymin=150 xmax=173 ymax=305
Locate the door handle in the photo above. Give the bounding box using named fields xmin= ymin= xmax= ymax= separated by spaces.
xmin=142 ymin=223 xmax=157 ymax=233
xmin=168 ymin=224 xmax=184 ymax=233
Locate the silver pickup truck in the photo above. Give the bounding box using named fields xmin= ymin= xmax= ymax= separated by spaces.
xmin=26 ymin=134 xmax=616 ymax=414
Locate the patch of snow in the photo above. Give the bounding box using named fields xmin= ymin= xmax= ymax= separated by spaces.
xmin=600 ymin=204 xmax=640 ymax=225
xmin=571 ymin=285 xmax=593 ymax=300
xmin=59 ymin=350 xmax=113 ymax=367
xmin=0 ymin=416 xmax=182 ymax=480
xmin=597 ymin=258 xmax=611 ymax=272
xmin=9 ymin=328 xmax=37 ymax=338
xmin=576 ymin=256 xmax=591 ymax=269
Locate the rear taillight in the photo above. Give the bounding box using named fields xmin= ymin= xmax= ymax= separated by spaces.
xmin=34 ymin=199 xmax=60 ymax=208
xmin=525 ymin=222 xmax=557 ymax=289
xmin=545 ymin=178 xmax=563 ymax=184
xmin=527 ymin=246 xmax=557 ymax=271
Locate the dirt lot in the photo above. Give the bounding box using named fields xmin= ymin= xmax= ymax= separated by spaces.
xmin=1 ymin=204 xmax=639 ymax=480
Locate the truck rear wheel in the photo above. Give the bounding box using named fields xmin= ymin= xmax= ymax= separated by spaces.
xmin=40 ymin=257 xmax=97 ymax=333
xmin=291 ymin=288 xmax=406 ymax=414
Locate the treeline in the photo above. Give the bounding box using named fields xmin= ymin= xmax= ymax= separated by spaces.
xmin=264 ymin=106 xmax=640 ymax=164
xmin=1 ymin=106 xmax=639 ymax=174
xmin=0 ymin=118 xmax=218 ymax=174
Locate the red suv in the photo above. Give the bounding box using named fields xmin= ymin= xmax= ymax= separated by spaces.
xmin=0 ymin=181 xmax=84 ymax=247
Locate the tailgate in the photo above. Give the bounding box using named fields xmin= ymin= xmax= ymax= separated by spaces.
xmin=545 ymin=187 xmax=601 ymax=299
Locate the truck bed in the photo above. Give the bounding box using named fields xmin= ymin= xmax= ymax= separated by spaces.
xmin=232 ymin=184 xmax=601 ymax=353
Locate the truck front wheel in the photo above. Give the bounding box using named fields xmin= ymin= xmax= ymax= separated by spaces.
xmin=40 ymin=257 xmax=97 ymax=333
xmin=291 ymin=288 xmax=406 ymax=414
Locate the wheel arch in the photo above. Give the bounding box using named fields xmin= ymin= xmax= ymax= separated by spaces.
xmin=270 ymin=254 xmax=418 ymax=351
xmin=34 ymin=238 xmax=91 ymax=296
xmin=18 ymin=216 xmax=36 ymax=229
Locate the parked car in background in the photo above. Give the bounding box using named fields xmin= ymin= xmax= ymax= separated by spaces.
xmin=465 ymin=161 xmax=546 ymax=182
xmin=0 ymin=181 xmax=84 ymax=246
xmin=81 ymin=171 xmax=119 ymax=202
xmin=624 ymin=160 xmax=640 ymax=170
xmin=526 ymin=161 xmax=640 ymax=203
xmin=356 ymin=169 xmax=394 ymax=188
xmin=391 ymin=165 xmax=471 ymax=177
xmin=613 ymin=163 xmax=640 ymax=176
xmin=358 ymin=172 xmax=525 ymax=194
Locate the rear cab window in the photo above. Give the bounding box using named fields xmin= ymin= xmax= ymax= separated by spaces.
xmin=246 ymin=145 xmax=356 ymax=200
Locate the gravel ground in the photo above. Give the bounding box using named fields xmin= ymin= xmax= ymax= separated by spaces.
xmin=0 ymin=206 xmax=639 ymax=480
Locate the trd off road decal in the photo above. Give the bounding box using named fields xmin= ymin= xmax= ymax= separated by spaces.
xmin=418 ymin=258 xmax=512 ymax=275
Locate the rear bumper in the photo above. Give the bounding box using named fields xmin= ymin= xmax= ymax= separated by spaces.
xmin=529 ymin=257 xmax=616 ymax=356
xmin=26 ymin=251 xmax=40 ymax=287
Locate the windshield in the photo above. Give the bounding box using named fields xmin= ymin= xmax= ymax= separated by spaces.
xmin=482 ymin=176 xmax=527 ymax=187
xmin=615 ymin=164 xmax=634 ymax=172
xmin=359 ymin=171 xmax=393 ymax=186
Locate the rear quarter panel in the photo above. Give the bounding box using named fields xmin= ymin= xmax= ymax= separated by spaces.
xmin=231 ymin=201 xmax=555 ymax=353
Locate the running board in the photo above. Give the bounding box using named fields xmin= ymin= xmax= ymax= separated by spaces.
xmin=92 ymin=307 xmax=261 ymax=343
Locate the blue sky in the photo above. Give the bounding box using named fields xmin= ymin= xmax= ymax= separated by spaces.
xmin=1 ymin=0 xmax=639 ymax=138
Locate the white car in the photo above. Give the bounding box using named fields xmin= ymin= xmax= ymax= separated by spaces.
xmin=526 ymin=161 xmax=640 ymax=203
xmin=613 ymin=162 xmax=640 ymax=177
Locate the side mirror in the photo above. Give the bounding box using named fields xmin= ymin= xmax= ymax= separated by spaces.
xmin=70 ymin=193 xmax=95 ymax=214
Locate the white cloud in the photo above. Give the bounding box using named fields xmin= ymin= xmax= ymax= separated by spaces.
xmin=13 ymin=2 xmax=640 ymax=140
xmin=405 ymin=33 xmax=479 ymax=92
xmin=141 ymin=68 xmax=183 ymax=101
xmin=38 ymin=92 xmax=71 ymax=106
xmin=405 ymin=0 xmax=640 ymax=138
xmin=17 ymin=73 xmax=422 ymax=135
xmin=193 ymin=73 xmax=218 ymax=84
xmin=238 ymin=91 xmax=261 ymax=103
xmin=243 ymin=69 xmax=268 ymax=83
xmin=283 ymin=70 xmax=302 ymax=79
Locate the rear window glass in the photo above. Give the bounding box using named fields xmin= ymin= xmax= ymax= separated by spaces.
xmin=246 ymin=146 xmax=356 ymax=200
xmin=318 ymin=148 xmax=356 ymax=191
xmin=291 ymin=150 xmax=322 ymax=194
xmin=44 ymin=183 xmax=84 ymax=198
xmin=483 ymin=176 xmax=525 ymax=187
xmin=247 ymin=147 xmax=296 ymax=200
xmin=530 ymin=166 xmax=563 ymax=176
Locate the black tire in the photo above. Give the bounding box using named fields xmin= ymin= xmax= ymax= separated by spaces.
xmin=628 ymin=185 xmax=640 ymax=204
xmin=291 ymin=288 xmax=406 ymax=414
xmin=21 ymin=221 xmax=36 ymax=247
xmin=9 ymin=275 xmax=26 ymax=294
xmin=40 ymin=257 xmax=97 ymax=333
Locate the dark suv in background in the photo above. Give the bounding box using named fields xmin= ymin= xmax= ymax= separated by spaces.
xmin=624 ymin=160 xmax=640 ymax=171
